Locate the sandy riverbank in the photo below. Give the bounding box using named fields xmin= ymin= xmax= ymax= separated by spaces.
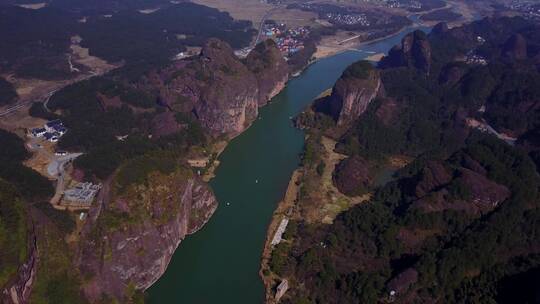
xmin=311 ymin=23 xmax=415 ymax=62
xmin=259 ymin=169 xmax=302 ymax=304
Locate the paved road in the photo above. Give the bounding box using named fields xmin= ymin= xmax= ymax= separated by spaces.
xmin=253 ymin=8 xmax=277 ymax=47
xmin=48 ymin=152 xmax=83 ymax=205
xmin=0 ymin=72 xmax=99 ymax=118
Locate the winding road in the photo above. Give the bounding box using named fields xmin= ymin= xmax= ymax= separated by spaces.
xmin=253 ymin=8 xmax=277 ymax=47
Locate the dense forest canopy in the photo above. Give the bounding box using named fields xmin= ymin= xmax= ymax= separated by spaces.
xmin=0 ymin=77 xmax=18 ymax=105
xmin=275 ymin=16 xmax=540 ymax=304
xmin=0 ymin=130 xmax=53 ymax=201
xmin=0 ymin=2 xmax=255 ymax=79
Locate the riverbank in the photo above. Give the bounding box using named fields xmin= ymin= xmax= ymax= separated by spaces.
xmin=148 ymin=19 xmax=432 ymax=302
xmin=259 ymin=168 xmax=302 ymax=304
xmin=257 ymin=13 xmax=439 ymax=302
xmin=259 ymin=134 xmax=373 ymax=301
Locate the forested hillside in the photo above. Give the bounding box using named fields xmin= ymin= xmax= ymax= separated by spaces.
xmin=0 ymin=2 xmax=255 ymax=79
xmin=268 ymin=16 xmax=540 ymax=304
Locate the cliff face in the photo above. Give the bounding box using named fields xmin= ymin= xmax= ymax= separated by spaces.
xmin=1 ymin=231 xmax=37 ymax=304
xmin=145 ymin=38 xmax=258 ymax=136
xmin=245 ymin=40 xmax=289 ymax=106
xmin=502 ymin=33 xmax=528 ymax=60
xmin=380 ymin=30 xmax=432 ymax=73
xmin=328 ymin=60 xmax=382 ymax=126
xmin=145 ymin=38 xmax=287 ymax=137
xmin=78 ymin=169 xmax=217 ymax=302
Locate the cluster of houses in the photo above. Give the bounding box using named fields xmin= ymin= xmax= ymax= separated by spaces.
xmin=505 ymin=0 xmax=540 ymax=20
xmin=278 ymin=28 xmax=309 ymax=57
xmin=276 ymin=35 xmax=306 ymax=56
xmin=467 ymin=55 xmax=488 ymax=65
xmin=325 ymin=12 xmax=370 ymax=26
xmin=30 ymin=119 xmax=67 ymax=143
xmin=263 ymin=22 xmax=286 ymax=37
xmin=384 ymin=0 xmax=422 ymax=10
xmin=466 ymin=51 xmax=488 ymax=66
xmin=262 ymin=22 xmax=309 ymax=57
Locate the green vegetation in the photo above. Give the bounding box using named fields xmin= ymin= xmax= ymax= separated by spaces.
xmin=0 ymin=2 xmax=254 ymax=80
xmin=0 ymin=179 xmax=28 ymax=288
xmin=30 ymin=218 xmax=87 ymax=304
xmin=0 ymin=129 xmax=53 ymax=201
xmin=43 ymin=75 xmax=196 ymax=179
xmin=114 ymin=153 xmax=177 ymax=193
xmin=279 ymin=18 xmax=540 ymax=303
xmin=342 ymin=60 xmax=373 ymax=79
xmin=0 ymin=6 xmax=75 ymax=79
xmin=29 ymin=102 xmax=60 ymax=120
xmin=0 ymin=77 xmax=17 ymax=105
xmin=34 ymin=202 xmax=76 ymax=235
xmin=281 ymin=138 xmax=540 ymax=303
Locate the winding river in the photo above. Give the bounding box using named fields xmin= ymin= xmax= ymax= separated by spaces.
xmin=148 ymin=19 xmax=431 ymax=304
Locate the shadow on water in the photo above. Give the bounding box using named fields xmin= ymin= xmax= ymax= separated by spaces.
xmin=148 ymin=21 xmax=431 ymax=304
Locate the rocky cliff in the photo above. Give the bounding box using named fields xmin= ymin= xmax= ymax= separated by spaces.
xmin=1 ymin=230 xmax=37 ymax=304
xmin=328 ymin=60 xmax=382 ymax=126
xmin=77 ymin=167 xmax=217 ymax=302
xmin=379 ymin=30 xmax=432 ymax=73
xmin=502 ymin=33 xmax=528 ymax=60
xmin=144 ymin=38 xmax=288 ymax=137
xmin=245 ymin=39 xmax=289 ymax=106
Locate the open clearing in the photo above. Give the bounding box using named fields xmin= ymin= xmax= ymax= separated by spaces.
xmin=192 ymin=0 xmax=318 ymax=29
xmin=70 ymin=36 xmax=117 ymax=75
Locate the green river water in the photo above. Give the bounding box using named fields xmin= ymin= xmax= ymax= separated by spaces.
xmin=148 ymin=20 xmax=430 ymax=304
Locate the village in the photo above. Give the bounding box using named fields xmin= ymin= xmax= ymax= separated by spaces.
xmin=505 ymin=0 xmax=540 ymax=20
xmin=325 ymin=12 xmax=370 ymax=27
xmin=465 ymin=36 xmax=488 ymax=65
xmin=27 ymin=118 xmax=101 ymax=213
xmin=262 ymin=22 xmax=310 ymax=57
xmin=384 ymin=0 xmax=423 ymax=10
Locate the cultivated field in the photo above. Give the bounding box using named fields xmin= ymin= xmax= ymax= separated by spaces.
xmin=192 ymin=0 xmax=318 ymax=28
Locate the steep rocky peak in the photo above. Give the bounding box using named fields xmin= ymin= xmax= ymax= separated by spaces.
xmin=502 ymin=33 xmax=528 ymax=61
xmin=245 ymin=39 xmax=289 ymax=106
xmin=245 ymin=39 xmax=285 ymax=73
xmin=200 ymin=38 xmax=236 ymax=61
xmin=431 ymin=22 xmax=449 ymax=35
xmin=380 ymin=30 xmax=432 ymax=74
xmin=328 ymin=60 xmax=382 ymax=126
xmin=144 ymin=38 xmax=290 ymax=137
xmin=78 ymin=168 xmax=217 ymax=301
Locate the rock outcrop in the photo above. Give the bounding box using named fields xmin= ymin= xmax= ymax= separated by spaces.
xmin=1 ymin=230 xmax=37 ymax=304
xmin=502 ymin=33 xmax=528 ymax=60
xmin=145 ymin=38 xmax=258 ymax=136
xmin=245 ymin=39 xmax=289 ymax=106
xmin=333 ymin=155 xmax=371 ymax=196
xmin=414 ymin=161 xmax=452 ymax=198
xmin=380 ymin=30 xmax=432 ymax=74
xmin=411 ymin=163 xmax=510 ymax=215
xmin=328 ymin=60 xmax=382 ymax=126
xmin=78 ymin=169 xmax=217 ymax=302
xmin=144 ymin=38 xmax=288 ymax=137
